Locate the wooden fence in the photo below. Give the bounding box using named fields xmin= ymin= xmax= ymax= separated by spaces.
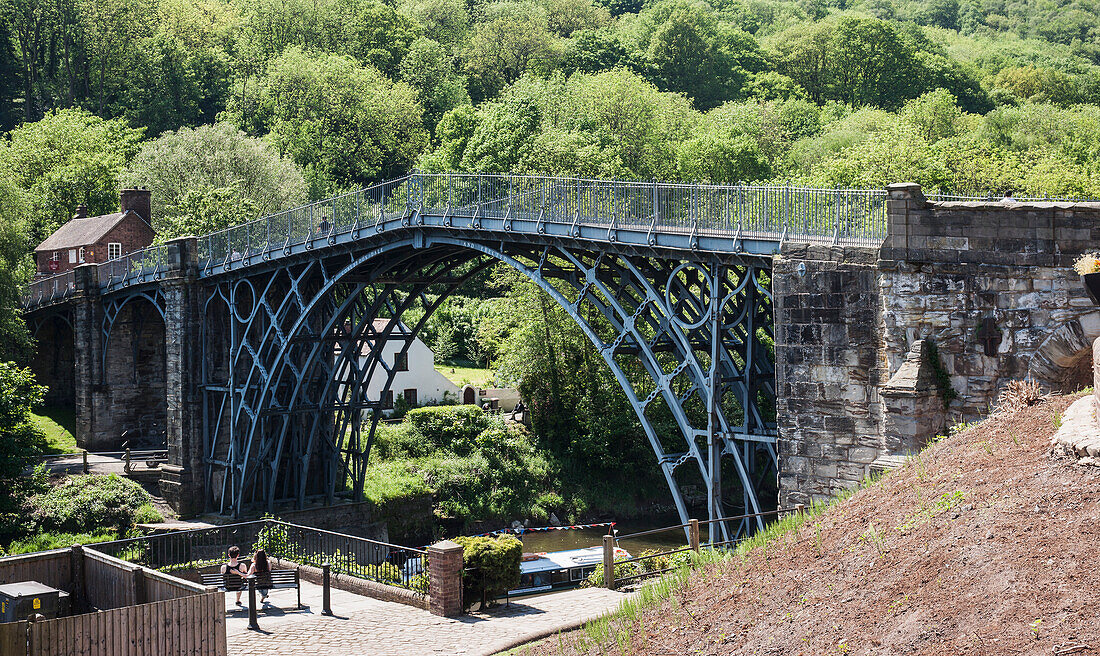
xmin=0 ymin=547 xmax=225 ymax=655
xmin=0 ymin=549 xmax=72 ymax=590
xmin=0 ymin=590 xmax=226 ymax=656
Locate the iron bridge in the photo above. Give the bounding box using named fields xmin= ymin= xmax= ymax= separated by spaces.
xmin=23 ymin=172 xmax=887 ymax=541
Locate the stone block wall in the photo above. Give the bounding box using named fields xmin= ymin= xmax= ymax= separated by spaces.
xmin=882 ymin=184 xmax=1100 ymax=421
xmin=29 ymin=315 xmax=75 ymax=407
xmin=773 ymin=244 xmax=884 ymax=506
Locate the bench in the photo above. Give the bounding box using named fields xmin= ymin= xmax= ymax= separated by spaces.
xmin=201 ymin=568 xmax=302 ymax=609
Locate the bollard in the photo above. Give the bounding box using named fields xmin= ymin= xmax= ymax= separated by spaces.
xmin=321 ymin=563 xmax=333 ymax=616
xmin=689 ymin=519 xmax=700 ymax=552
xmin=82 ymin=450 xmax=89 ymax=474
xmin=123 ymin=448 xmax=132 ymax=474
xmin=602 ymin=534 xmax=616 ymax=591
xmin=247 ymin=575 xmax=259 ymax=630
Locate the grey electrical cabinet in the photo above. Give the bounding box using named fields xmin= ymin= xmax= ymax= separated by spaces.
xmin=0 ymin=581 xmax=69 ymax=622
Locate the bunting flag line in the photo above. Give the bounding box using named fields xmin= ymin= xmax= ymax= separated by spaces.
xmin=470 ymin=521 xmax=617 ymax=538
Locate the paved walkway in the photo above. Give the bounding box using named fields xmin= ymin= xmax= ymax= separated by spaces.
xmin=226 ymin=580 xmax=630 ymax=656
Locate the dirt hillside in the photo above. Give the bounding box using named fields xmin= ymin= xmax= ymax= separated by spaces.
xmin=533 ymin=393 xmax=1100 ymax=656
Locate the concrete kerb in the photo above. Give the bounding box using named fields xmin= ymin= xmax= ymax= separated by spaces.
xmin=269 ymin=557 xmax=430 ymax=611
xmin=486 ymin=592 xmax=636 ymax=655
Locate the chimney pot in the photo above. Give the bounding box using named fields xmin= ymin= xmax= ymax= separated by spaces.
xmin=119 ymin=188 xmax=152 ymax=222
xmin=73 ymin=205 xmax=87 ymax=220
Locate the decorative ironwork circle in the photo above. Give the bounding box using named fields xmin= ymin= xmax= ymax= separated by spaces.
xmin=665 ymin=262 xmax=713 ymax=329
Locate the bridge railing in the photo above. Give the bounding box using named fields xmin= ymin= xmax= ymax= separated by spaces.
xmin=410 ymin=174 xmax=888 ymax=245
xmin=22 ymin=271 xmax=76 ymax=308
xmin=197 ymin=176 xmax=411 ymax=271
xmin=99 ymin=244 xmax=172 ymax=291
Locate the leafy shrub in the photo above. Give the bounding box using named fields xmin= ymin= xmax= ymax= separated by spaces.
xmin=25 ymin=474 xmax=155 ymax=533
xmin=406 ymin=405 xmax=490 ymax=455
xmin=454 ymin=534 xmax=522 ymax=609
xmin=134 ymin=503 xmax=164 ymax=525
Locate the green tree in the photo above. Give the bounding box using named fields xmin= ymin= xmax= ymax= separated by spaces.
xmin=398 ymin=0 xmax=469 ymax=46
xmin=400 ymin=37 xmax=471 ymax=131
xmin=123 ymin=32 xmax=232 ymax=136
xmin=228 ymin=47 xmax=428 ymax=195
xmin=463 ymin=2 xmax=563 ymax=102
xmin=120 ymin=122 xmax=306 ymax=235
xmin=0 ymin=363 xmax=47 ymax=536
xmin=0 ymin=108 xmax=143 ymax=243
xmin=0 ymin=179 xmax=33 ymax=363
xmin=633 ymin=0 xmax=765 ymax=109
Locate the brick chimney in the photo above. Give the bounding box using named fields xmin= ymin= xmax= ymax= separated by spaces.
xmin=120 ymin=188 xmax=151 ymax=222
xmin=72 ymin=205 xmax=87 ymax=220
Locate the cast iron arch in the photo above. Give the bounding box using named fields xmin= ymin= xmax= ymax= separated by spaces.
xmin=203 ymin=235 xmax=777 ymax=539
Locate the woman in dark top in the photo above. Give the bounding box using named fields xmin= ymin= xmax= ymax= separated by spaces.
xmin=248 ymin=548 xmax=272 ymax=603
xmin=220 ymin=546 xmax=248 ymax=606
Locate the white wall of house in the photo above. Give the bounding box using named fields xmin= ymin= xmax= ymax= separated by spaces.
xmin=360 ymin=333 xmax=459 ymax=409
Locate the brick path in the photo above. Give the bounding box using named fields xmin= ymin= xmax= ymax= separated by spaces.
xmin=226 ymin=580 xmax=630 ymax=656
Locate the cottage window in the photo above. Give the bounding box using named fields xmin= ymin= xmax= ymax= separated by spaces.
xmin=77 ymin=247 xmax=85 ymax=263
xmin=395 ymin=352 xmax=409 ymax=372
xmin=51 ymin=251 xmax=60 ymax=262
xmin=68 ymin=249 xmax=77 ymax=264
xmin=381 ymin=390 xmax=394 ymax=410
xmin=403 ymin=388 xmax=417 ymax=405
xmin=108 ymin=242 xmax=122 ymax=260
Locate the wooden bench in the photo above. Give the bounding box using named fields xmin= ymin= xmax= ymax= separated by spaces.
xmin=201 ymin=568 xmax=302 ymax=609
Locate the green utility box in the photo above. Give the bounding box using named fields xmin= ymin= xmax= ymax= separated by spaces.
xmin=0 ymin=581 xmax=70 ymax=622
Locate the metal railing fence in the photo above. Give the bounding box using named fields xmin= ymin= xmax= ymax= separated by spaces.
xmin=98 ymin=244 xmax=171 ymax=290
xmin=21 ymin=271 xmax=75 ymax=307
xmin=929 ymin=191 xmax=1100 ymax=203
xmin=195 ymin=174 xmax=888 ymax=270
xmin=22 ymin=173 xmax=891 ymax=308
xmin=92 ymin=519 xmax=428 ymax=595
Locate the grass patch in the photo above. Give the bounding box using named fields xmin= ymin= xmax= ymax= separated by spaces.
xmin=30 ymin=406 xmax=79 ymax=454
xmin=435 ymin=363 xmax=494 ymax=387
xmin=6 ymin=529 xmax=118 ymax=554
xmin=361 ymin=460 xmax=432 ymax=504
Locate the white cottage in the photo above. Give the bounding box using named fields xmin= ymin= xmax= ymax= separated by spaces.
xmin=346 ymin=319 xmax=460 ymax=410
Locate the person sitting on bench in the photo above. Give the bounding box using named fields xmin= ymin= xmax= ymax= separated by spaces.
xmin=221 ymin=546 xmax=248 ymax=606
xmin=248 ymin=548 xmax=272 ymax=604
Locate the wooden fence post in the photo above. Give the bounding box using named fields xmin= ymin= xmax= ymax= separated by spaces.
xmin=602 ymin=534 xmax=616 ymax=591
xmin=70 ymin=544 xmax=86 ymax=611
xmin=689 ymin=519 xmax=700 ymax=552
xmin=132 ymin=567 xmax=146 ymax=606
xmin=82 ymin=450 xmax=89 ymax=474
xmin=795 ymin=504 xmax=805 ymax=517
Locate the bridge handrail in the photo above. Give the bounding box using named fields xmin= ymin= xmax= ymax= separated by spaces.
xmin=99 ymin=243 xmax=171 ymax=291
xmin=21 ymin=173 xmax=892 ymax=306
xmin=21 ymin=271 xmax=75 ymax=308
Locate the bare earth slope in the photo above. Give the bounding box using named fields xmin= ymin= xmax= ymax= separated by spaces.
xmin=533 ymin=393 xmax=1100 ymax=656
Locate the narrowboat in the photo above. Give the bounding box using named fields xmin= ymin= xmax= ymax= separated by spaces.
xmin=509 ymin=545 xmax=631 ymax=596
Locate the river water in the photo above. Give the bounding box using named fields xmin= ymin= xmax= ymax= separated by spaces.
xmin=516 ymin=520 xmax=714 ymax=556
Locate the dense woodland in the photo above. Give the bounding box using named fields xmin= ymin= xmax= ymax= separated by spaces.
xmin=4 ymin=0 xmax=1100 ymax=536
